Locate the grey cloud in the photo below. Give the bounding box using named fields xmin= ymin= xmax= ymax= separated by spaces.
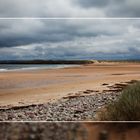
xmin=105 ymin=0 xmax=140 ymax=17
xmin=0 ymin=19 xmax=126 ymax=48
xmin=0 ymin=19 xmax=140 ymax=60
xmin=76 ymin=0 xmax=140 ymax=17
xmin=0 ymin=0 xmax=140 ymax=17
xmin=0 ymin=0 xmax=104 ymax=17
xmin=76 ymin=0 xmax=111 ymax=8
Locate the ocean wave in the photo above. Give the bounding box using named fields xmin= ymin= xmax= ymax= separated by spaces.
xmin=0 ymin=69 xmax=7 ymax=71
xmin=0 ymin=67 xmax=42 ymax=72
xmin=0 ymin=65 xmax=78 ymax=72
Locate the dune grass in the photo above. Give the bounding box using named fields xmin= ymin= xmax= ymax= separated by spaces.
xmin=99 ymin=81 xmax=140 ymax=121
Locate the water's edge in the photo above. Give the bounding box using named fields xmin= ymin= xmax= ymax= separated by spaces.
xmin=0 ymin=64 xmax=80 ymax=72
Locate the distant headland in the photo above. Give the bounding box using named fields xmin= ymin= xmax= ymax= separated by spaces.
xmin=0 ymin=59 xmax=140 ymax=64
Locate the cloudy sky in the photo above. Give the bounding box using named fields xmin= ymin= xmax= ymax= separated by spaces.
xmin=0 ymin=0 xmax=140 ymax=17
xmin=0 ymin=19 xmax=140 ymax=60
xmin=0 ymin=0 xmax=140 ymax=60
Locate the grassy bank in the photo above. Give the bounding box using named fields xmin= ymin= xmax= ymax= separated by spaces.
xmin=99 ymin=81 xmax=140 ymax=121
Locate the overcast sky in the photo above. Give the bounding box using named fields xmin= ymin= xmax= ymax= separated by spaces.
xmin=0 ymin=0 xmax=140 ymax=17
xmin=0 ymin=1 xmax=140 ymax=60
xmin=0 ymin=19 xmax=140 ymax=60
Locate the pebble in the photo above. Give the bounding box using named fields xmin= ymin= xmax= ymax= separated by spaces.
xmin=0 ymin=91 xmax=121 ymax=121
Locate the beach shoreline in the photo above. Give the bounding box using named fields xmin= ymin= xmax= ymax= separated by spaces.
xmin=0 ymin=62 xmax=140 ymax=108
xmin=0 ymin=80 xmax=138 ymax=121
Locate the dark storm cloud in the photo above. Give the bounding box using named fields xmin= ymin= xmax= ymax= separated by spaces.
xmin=0 ymin=19 xmax=140 ymax=60
xmin=0 ymin=20 xmax=76 ymax=47
xmin=0 ymin=19 xmax=121 ymax=48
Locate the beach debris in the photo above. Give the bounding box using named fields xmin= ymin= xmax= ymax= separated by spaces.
xmin=63 ymin=95 xmax=85 ymax=99
xmin=102 ymin=83 xmax=109 ymax=86
xmin=111 ymin=73 xmax=124 ymax=75
xmin=103 ymin=89 xmax=122 ymax=93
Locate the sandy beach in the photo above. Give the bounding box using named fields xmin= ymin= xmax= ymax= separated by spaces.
xmin=0 ymin=62 xmax=140 ymax=107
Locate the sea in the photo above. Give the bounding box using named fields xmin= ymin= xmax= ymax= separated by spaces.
xmin=0 ymin=64 xmax=78 ymax=72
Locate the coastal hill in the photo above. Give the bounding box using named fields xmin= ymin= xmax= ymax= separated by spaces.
xmin=0 ymin=59 xmax=140 ymax=64
xmin=0 ymin=60 xmax=95 ymax=64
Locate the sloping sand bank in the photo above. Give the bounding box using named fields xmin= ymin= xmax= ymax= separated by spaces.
xmin=0 ymin=62 xmax=140 ymax=107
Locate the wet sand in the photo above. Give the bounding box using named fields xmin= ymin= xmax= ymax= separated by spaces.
xmin=0 ymin=62 xmax=140 ymax=107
